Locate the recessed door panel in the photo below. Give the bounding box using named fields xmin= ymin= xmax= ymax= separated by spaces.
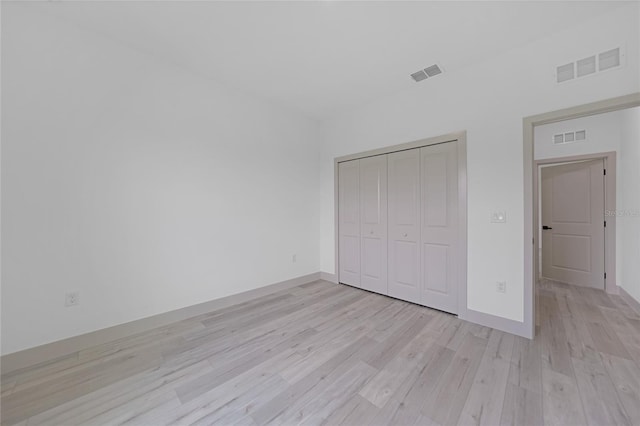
xmin=338 ymin=160 xmax=360 ymax=287
xmin=541 ymin=159 xmax=604 ymax=288
xmin=420 ymin=142 xmax=458 ymax=313
xmin=423 ymin=244 xmax=448 ymax=294
xmin=551 ymin=168 xmax=591 ymax=223
xmin=423 ymin=153 xmax=448 ymax=227
xmin=551 ymin=234 xmax=591 ymax=272
xmin=388 ymin=149 xmax=420 ymax=304
xmin=359 ymin=155 xmax=388 ymax=294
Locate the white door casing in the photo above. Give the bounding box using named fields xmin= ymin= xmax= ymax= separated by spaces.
xmin=359 ymin=155 xmax=388 ymax=294
xmin=541 ymin=159 xmax=605 ymax=289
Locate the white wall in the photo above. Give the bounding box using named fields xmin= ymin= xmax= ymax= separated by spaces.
xmin=1 ymin=6 xmax=321 ymax=355
xmin=619 ymin=107 xmax=640 ymax=302
xmin=534 ymin=111 xmax=623 ymax=160
xmin=320 ymin=3 xmax=640 ymax=322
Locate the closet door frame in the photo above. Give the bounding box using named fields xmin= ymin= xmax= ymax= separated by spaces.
xmin=334 ymin=131 xmax=468 ymax=319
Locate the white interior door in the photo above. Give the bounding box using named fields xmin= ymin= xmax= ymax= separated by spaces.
xmin=388 ymin=149 xmax=421 ymax=304
xmin=359 ymin=155 xmax=388 ymax=294
xmin=541 ymin=159 xmax=605 ymax=289
xmin=338 ymin=160 xmax=361 ymax=287
xmin=420 ymin=142 xmax=458 ymax=313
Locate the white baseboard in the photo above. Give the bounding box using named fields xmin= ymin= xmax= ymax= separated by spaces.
xmin=619 ymin=286 xmax=640 ymax=316
xmin=1 ymin=272 xmax=323 ymax=375
xmin=320 ymin=271 xmax=337 ymax=283
xmin=460 ymin=309 xmax=532 ymax=339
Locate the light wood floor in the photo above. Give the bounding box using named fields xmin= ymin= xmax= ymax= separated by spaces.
xmin=2 ymin=279 xmax=640 ymax=426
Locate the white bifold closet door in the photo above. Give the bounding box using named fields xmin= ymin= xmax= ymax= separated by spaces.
xmin=420 ymin=142 xmax=458 ymax=314
xmin=338 ymin=160 xmax=361 ymax=287
xmin=388 ymin=149 xmax=421 ymax=304
xmin=359 ymin=155 xmax=388 ymax=294
xmin=340 ymin=140 xmax=459 ymax=314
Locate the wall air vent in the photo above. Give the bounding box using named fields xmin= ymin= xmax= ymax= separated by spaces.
xmin=410 ymin=64 xmax=443 ymax=82
xmin=553 ymin=130 xmax=586 ymax=144
xmin=557 ymin=63 xmax=575 ymax=83
xmin=599 ymin=48 xmax=620 ymax=71
xmin=556 ymin=46 xmax=625 ymax=84
xmin=576 ymin=56 xmax=596 ymax=77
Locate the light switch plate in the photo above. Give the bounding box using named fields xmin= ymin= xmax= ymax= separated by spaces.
xmin=491 ymin=211 xmax=507 ymax=223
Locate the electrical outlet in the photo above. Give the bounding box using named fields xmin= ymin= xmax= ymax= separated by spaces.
xmin=496 ymin=281 xmax=507 ymax=293
xmin=292 ymin=254 xmax=297 ymax=263
xmin=491 ymin=211 xmax=507 ymax=223
xmin=65 ymin=292 xmax=79 ymax=307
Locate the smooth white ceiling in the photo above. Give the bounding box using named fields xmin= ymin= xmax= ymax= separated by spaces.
xmin=28 ymin=1 xmax=628 ymax=120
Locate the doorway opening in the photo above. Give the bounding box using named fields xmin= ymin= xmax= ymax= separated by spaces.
xmin=522 ymin=93 xmax=640 ymax=339
xmin=534 ymin=153 xmax=616 ymax=293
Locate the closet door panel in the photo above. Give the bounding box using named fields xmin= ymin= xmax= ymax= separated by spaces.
xmin=420 ymin=142 xmax=458 ymax=313
xmin=360 ymin=155 xmax=388 ymax=294
xmin=388 ymin=149 xmax=421 ymax=304
xmin=338 ymin=160 xmax=361 ymax=287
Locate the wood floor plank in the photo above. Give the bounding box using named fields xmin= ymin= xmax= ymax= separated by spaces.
xmin=363 ymin=311 xmax=432 ymax=370
xmin=321 ymin=394 xmax=378 ymax=426
xmin=539 ymin=291 xmax=574 ymax=377
xmin=508 ymin=335 xmax=542 ymax=393
xmin=458 ymin=330 xmax=514 ymax=426
xmin=2 ymin=280 xmax=638 ymax=426
xmin=273 ymin=360 xmax=377 ymax=425
xmin=420 ymin=333 xmax=488 ymax=425
xmin=249 ymin=335 xmax=379 ymax=425
xmin=26 ymin=360 xmax=211 ymax=425
xmin=600 ymin=353 xmax=640 ymax=425
xmin=586 ymin=321 xmax=631 ymax=360
xmin=1 ymin=351 xmax=163 ymax=425
xmin=385 ymin=344 xmax=454 ymax=425
xmin=572 ymin=352 xmax=632 ymax=426
xmin=541 ymin=366 xmax=587 ymax=426
xmin=500 ymin=383 xmax=543 ymax=426
xmin=358 ymin=322 xmax=433 ymax=408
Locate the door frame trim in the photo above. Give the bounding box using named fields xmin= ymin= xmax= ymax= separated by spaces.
xmin=534 ymin=152 xmax=617 ymax=293
xmin=523 ymin=92 xmax=640 ymax=339
xmin=333 ymin=131 xmax=467 ymax=318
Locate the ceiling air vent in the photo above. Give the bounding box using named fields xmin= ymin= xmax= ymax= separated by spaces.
xmin=411 ymin=70 xmax=428 ymax=82
xmin=557 ymin=46 xmax=624 ymax=84
xmin=424 ymin=65 xmax=442 ymax=77
xmin=410 ymin=64 xmax=443 ymax=82
xmin=553 ymin=130 xmax=586 ymax=144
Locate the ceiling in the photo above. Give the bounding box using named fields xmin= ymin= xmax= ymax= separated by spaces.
xmin=26 ymin=1 xmax=628 ymax=120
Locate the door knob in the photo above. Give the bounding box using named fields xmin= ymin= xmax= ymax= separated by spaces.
xmin=542 ymin=226 xmax=552 ymax=230
xmin=403 ymin=233 xmax=408 ymax=237
xmin=370 ymin=230 xmax=374 ymax=234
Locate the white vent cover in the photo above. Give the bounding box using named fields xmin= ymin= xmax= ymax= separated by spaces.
xmin=410 ymin=64 xmax=443 ymax=82
xmin=556 ymin=46 xmax=624 ymax=83
xmin=557 ymin=63 xmax=575 ymax=83
xmin=411 ymin=70 xmax=428 ymax=82
xmin=553 ymin=130 xmax=586 ymax=144
xmin=599 ymin=48 xmax=620 ymax=71
xmin=576 ymin=56 xmax=596 ymax=77
xmin=424 ymin=65 xmax=442 ymax=77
